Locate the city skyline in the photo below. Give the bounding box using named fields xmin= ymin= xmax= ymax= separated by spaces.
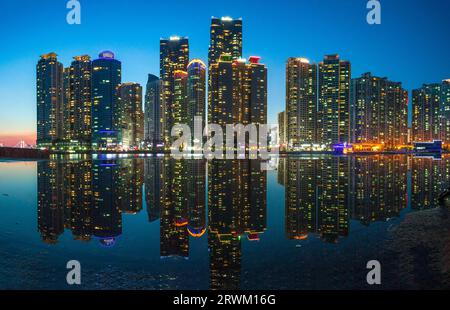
xmin=1 ymin=0 xmax=450 ymax=146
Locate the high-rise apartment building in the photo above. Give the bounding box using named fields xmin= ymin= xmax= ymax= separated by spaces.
xmin=318 ymin=54 xmax=351 ymax=147
xmin=187 ymin=59 xmax=206 ymax=138
xmin=286 ymin=57 xmax=318 ymax=149
xmin=64 ymin=55 xmax=92 ymax=147
xmin=160 ymin=37 xmax=189 ymax=147
xmin=36 ymin=52 xmax=64 ymax=147
xmin=350 ymin=73 xmax=408 ymax=149
xmin=209 ymin=55 xmax=267 ymax=130
xmin=144 ymin=74 xmax=162 ymax=147
xmin=116 ymin=83 xmax=144 ymax=149
xmin=412 ymin=83 xmax=442 ymax=142
xmin=208 ymin=17 xmax=243 ymax=66
xmin=91 ymin=51 xmax=122 ymax=148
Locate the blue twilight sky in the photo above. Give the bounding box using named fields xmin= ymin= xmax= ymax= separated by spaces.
xmin=0 ymin=0 xmax=449 ymax=144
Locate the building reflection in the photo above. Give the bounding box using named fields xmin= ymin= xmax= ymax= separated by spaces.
xmin=36 ymin=155 xmax=448 ymax=288
xmin=284 ymin=157 xmax=350 ymax=243
xmin=281 ymin=155 xmax=448 ymax=243
xmin=411 ymin=155 xmax=450 ymax=209
xmin=208 ymin=159 xmax=267 ymax=290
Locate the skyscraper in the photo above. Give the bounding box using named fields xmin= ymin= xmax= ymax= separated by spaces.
xmin=144 ymin=74 xmax=162 ymax=148
xmin=318 ymin=54 xmax=351 ymax=147
xmin=442 ymin=80 xmax=450 ymax=146
xmin=187 ymin=59 xmax=206 ymax=145
xmin=91 ymin=51 xmax=122 ymax=149
xmin=116 ymin=83 xmax=144 ymax=149
xmin=208 ymin=17 xmax=243 ymax=66
xmin=36 ymin=52 xmax=64 ymax=148
xmin=64 ymin=55 xmax=92 ymax=147
xmin=286 ymin=57 xmax=318 ymax=149
xmin=209 ymin=56 xmax=267 ymax=132
xmin=160 ymin=37 xmax=189 ymax=148
xmin=350 ymin=73 xmax=408 ymax=149
xmin=412 ymin=83 xmax=442 ymax=142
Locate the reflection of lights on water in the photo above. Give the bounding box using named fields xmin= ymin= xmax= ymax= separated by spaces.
xmin=187 ymin=226 xmax=207 ymax=238
xmin=96 ymin=237 xmax=118 ymax=248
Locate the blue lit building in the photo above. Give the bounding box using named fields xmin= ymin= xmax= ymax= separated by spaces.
xmin=91 ymin=51 xmax=122 ymax=149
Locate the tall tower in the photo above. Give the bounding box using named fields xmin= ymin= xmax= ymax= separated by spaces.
xmin=208 ymin=17 xmax=243 ymax=66
xmin=144 ymin=74 xmax=162 ymax=147
xmin=286 ymin=57 xmax=318 ymax=150
xmin=36 ymin=52 xmax=64 ymax=148
xmin=442 ymin=80 xmax=450 ymax=146
xmin=64 ymin=55 xmax=92 ymax=147
xmin=209 ymin=55 xmax=267 ymax=128
xmin=91 ymin=51 xmax=122 ymax=149
xmin=412 ymin=83 xmax=442 ymax=142
xmin=350 ymin=73 xmax=408 ymax=148
xmin=187 ymin=59 xmax=207 ymax=139
xmin=116 ymin=83 xmax=144 ymax=149
xmin=318 ymin=54 xmax=351 ymax=147
xmin=160 ymin=36 xmax=189 ymax=148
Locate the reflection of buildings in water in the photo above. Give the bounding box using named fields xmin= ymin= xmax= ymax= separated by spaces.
xmin=277 ymin=157 xmax=287 ymax=187
xmin=90 ymin=160 xmax=122 ymax=246
xmin=37 ymin=159 xmax=144 ymax=246
xmin=116 ymin=159 xmax=144 ymax=214
xmin=159 ymin=159 xmax=207 ymax=258
xmin=285 ymin=157 xmax=350 ymax=243
xmin=285 ymin=157 xmax=350 ymax=242
xmin=37 ymin=161 xmax=65 ymax=244
xmin=144 ymin=158 xmax=162 ymax=222
xmin=208 ymin=159 xmax=267 ymax=290
xmin=411 ymin=155 xmax=450 ymax=209
xmin=281 ymin=155 xmax=449 ymax=243
xmin=283 ymin=156 xmax=410 ymax=243
xmin=351 ymin=155 xmax=408 ymax=225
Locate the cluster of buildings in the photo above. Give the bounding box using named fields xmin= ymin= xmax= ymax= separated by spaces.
xmin=36 ymin=16 xmax=267 ymax=151
xmin=279 ymin=56 xmax=450 ymax=152
xmin=36 ymin=15 xmax=449 ymax=153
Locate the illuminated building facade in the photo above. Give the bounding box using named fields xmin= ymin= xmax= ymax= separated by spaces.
xmin=36 ymin=52 xmax=64 ymax=147
xmin=63 ymin=55 xmax=92 ymax=148
xmin=160 ymin=37 xmax=189 ymax=148
xmin=209 ymin=55 xmax=267 ymax=130
xmin=318 ymin=54 xmax=351 ymax=147
xmin=412 ymin=83 xmax=442 ymax=143
xmin=91 ymin=51 xmax=122 ymax=148
xmin=144 ymin=74 xmax=162 ymax=147
xmin=208 ymin=17 xmax=243 ymax=66
xmin=442 ymin=80 xmax=450 ymax=146
xmin=350 ymin=73 xmax=408 ymax=149
xmin=116 ymin=83 xmax=144 ymax=149
xmin=187 ymin=59 xmax=206 ymax=147
xmin=286 ymin=57 xmax=318 ymax=149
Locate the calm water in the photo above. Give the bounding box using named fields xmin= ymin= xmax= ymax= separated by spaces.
xmin=0 ymin=154 xmax=449 ymax=290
